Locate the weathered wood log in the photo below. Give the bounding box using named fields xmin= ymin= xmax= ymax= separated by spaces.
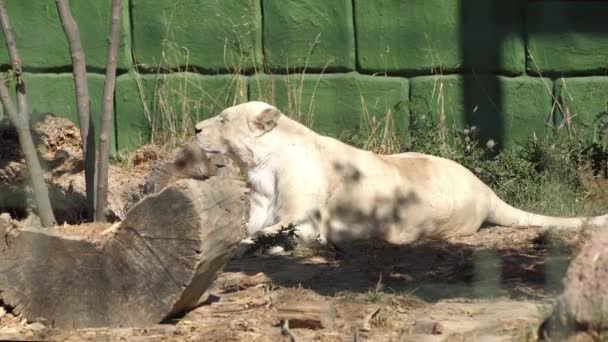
xmin=275 ymin=300 xmax=336 ymax=330
xmin=143 ymin=140 xmax=237 ymax=195
xmin=0 ymin=177 xmax=247 ymax=328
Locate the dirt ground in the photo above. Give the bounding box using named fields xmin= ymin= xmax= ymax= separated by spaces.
xmin=0 ymin=224 xmax=588 ymax=341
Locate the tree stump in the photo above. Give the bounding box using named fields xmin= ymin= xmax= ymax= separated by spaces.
xmin=0 ymin=177 xmax=248 ymax=328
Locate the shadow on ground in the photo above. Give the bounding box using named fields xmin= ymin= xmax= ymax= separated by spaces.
xmin=223 ymin=226 xmax=579 ymax=303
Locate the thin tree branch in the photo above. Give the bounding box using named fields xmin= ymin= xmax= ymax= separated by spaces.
xmin=56 ymin=0 xmax=96 ymax=221
xmin=0 ymin=0 xmax=26 ymax=120
xmin=0 ymin=75 xmax=21 ymax=123
xmin=0 ymin=0 xmax=56 ymax=227
xmin=96 ymin=0 xmax=121 ymax=221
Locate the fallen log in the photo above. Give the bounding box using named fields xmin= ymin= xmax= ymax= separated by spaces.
xmin=0 ymin=177 xmax=247 ymax=328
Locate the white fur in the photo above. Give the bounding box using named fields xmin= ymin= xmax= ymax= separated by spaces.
xmin=195 ymin=101 xmax=608 ymax=248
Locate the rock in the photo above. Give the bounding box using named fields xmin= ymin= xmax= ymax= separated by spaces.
xmin=539 ymin=231 xmax=608 ymax=340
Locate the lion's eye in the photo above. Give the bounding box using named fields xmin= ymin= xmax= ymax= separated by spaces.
xmin=220 ymin=118 xmax=225 ymax=124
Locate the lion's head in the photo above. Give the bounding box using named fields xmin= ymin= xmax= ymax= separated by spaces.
xmin=194 ymin=101 xmax=282 ymax=169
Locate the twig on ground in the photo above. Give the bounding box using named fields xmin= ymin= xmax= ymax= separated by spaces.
xmin=280 ymin=319 xmax=297 ymax=342
xmin=361 ymin=307 xmax=381 ymax=332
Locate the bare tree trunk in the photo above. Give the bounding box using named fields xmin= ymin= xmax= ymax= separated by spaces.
xmin=0 ymin=0 xmax=56 ymax=227
xmin=96 ymin=0 xmax=121 ymax=222
xmin=55 ymin=0 xmax=96 ymax=221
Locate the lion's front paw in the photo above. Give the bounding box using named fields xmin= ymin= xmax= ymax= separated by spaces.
xmin=263 ymin=245 xmax=288 ymax=256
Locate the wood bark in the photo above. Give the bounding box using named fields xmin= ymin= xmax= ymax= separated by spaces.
xmin=0 ymin=177 xmax=248 ymax=328
xmin=55 ymin=0 xmax=96 ymax=221
xmin=143 ymin=140 xmax=240 ymax=194
xmin=96 ymin=0 xmax=121 ymax=221
xmin=0 ymin=0 xmax=56 ymax=227
xmin=0 ymin=0 xmax=24 ymax=114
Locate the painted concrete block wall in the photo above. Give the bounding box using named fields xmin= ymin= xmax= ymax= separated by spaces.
xmin=262 ymin=0 xmax=356 ymax=72
xmin=555 ymin=77 xmax=608 ymax=142
xmin=0 ymin=0 xmax=131 ymax=71
xmin=410 ymin=75 xmax=553 ymax=148
xmin=115 ymin=73 xmax=247 ymax=151
xmin=354 ymin=0 xmax=526 ymax=76
xmin=248 ymin=73 xmax=408 ymax=138
xmin=131 ymin=0 xmax=262 ymax=73
xmin=527 ymin=2 xmax=608 ymax=76
xmin=0 ymin=0 xmax=607 ymax=152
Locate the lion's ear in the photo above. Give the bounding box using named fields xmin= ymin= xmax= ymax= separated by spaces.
xmin=253 ymin=107 xmax=281 ymax=134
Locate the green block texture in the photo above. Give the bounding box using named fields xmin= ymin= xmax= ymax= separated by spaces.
xmin=354 ymin=0 xmax=526 ymax=75
xmin=0 ymin=0 xmax=131 ymax=71
xmin=410 ymin=75 xmax=553 ymax=148
xmin=131 ymin=0 xmax=262 ymax=73
xmin=248 ymin=73 xmax=409 ymax=139
xmin=555 ymin=77 xmax=608 ymax=141
xmin=19 ymin=73 xmax=115 ymax=153
xmin=115 ymin=72 xmax=247 ymax=151
xmin=527 ymin=2 xmax=608 ymax=76
xmin=527 ymin=1 xmax=608 ymax=75
xmin=262 ymin=0 xmax=356 ymax=72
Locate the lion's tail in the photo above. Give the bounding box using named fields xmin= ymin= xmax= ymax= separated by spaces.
xmin=486 ymin=193 xmax=608 ymax=229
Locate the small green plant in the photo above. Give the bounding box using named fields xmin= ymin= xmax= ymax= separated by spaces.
xmin=342 ymin=99 xmax=406 ymax=155
xmin=251 ymin=223 xmax=299 ymax=252
xmin=366 ymin=290 xmax=384 ymax=303
xmin=366 ymin=273 xmax=385 ymax=303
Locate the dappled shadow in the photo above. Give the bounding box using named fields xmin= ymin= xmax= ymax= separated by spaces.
xmin=0 ymin=182 xmax=89 ymax=223
xmin=0 ymin=120 xmax=22 ymax=171
xmin=0 ymin=121 xmax=90 ymax=222
xmin=458 ymin=0 xmax=513 ymax=148
xmin=225 ymin=227 xmax=573 ymax=304
xmin=323 ymin=161 xmax=425 ymax=246
xmin=319 ymin=159 xmax=489 ymax=247
xmin=222 ymin=156 xmax=574 ymax=303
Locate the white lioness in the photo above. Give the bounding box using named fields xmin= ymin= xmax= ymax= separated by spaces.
xmin=195 ymin=101 xmax=608 ymax=247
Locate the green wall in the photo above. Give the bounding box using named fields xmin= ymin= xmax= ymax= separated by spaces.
xmin=1 ymin=0 xmax=607 ymax=151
